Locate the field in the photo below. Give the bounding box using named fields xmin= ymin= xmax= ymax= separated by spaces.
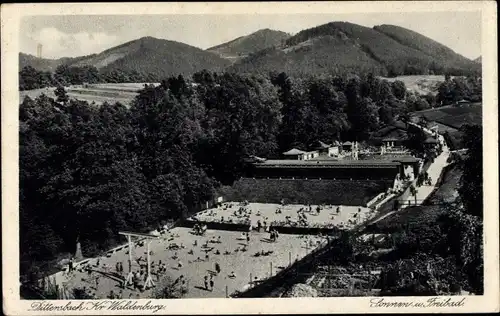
xmin=410 ymin=103 xmax=482 ymax=149
xmin=191 ymin=202 xmax=374 ymax=230
xmin=19 ymin=83 xmax=159 ymax=106
xmin=380 ymin=75 xmax=445 ymax=95
xmin=411 ymin=104 xmax=482 ymax=128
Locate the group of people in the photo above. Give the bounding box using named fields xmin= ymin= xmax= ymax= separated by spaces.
xmin=192 ymin=223 xmax=208 ymax=236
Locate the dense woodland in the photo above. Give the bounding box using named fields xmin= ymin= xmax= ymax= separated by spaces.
xmin=20 ymin=70 xmax=483 ymax=295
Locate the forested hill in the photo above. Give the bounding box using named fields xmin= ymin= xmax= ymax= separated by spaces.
xmin=228 ymin=22 xmax=480 ymax=77
xmin=474 ymin=56 xmax=482 ymax=63
xmin=373 ymin=24 xmax=479 ymax=71
xmin=20 ymin=37 xmax=231 ymax=81
xmin=75 ymin=37 xmax=231 ymax=79
xmin=19 ymin=53 xmax=95 ymax=72
xmin=207 ymin=28 xmax=291 ymax=62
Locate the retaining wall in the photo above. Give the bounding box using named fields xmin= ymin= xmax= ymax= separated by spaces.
xmin=218 ymin=178 xmax=392 ymax=206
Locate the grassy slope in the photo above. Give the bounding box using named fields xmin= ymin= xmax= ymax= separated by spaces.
xmin=19 ymin=84 xmax=152 ymax=106
xmin=410 ymin=104 xmax=482 ymax=149
xmin=381 ymin=75 xmax=445 ymax=95
xmin=411 ymin=104 xmax=482 ymax=128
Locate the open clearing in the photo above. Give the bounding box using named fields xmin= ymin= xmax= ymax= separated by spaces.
xmin=191 ymin=202 xmax=374 ymax=230
xmin=19 ymin=83 xmax=160 ymax=106
xmin=380 ymin=75 xmax=445 ymax=95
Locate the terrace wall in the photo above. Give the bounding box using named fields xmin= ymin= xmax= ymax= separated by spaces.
xmin=218 ymin=178 xmax=392 ymax=206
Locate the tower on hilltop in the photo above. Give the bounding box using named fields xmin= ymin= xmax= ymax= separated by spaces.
xmin=37 ymin=44 xmax=43 ymax=58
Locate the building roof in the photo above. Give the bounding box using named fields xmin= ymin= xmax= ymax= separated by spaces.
xmin=343 ymin=141 xmax=353 ymax=146
xmin=391 ymin=156 xmax=420 ymax=163
xmin=313 ymin=140 xmax=332 ymax=150
xmin=382 ymin=137 xmax=400 ymax=142
xmin=253 ymin=159 xmax=400 ymax=169
xmin=282 ymin=148 xmax=307 ymax=155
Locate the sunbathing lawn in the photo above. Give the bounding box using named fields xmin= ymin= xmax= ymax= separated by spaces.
xmin=54 ymin=227 xmax=328 ymax=299
xmin=190 ymin=202 xmax=376 ymax=230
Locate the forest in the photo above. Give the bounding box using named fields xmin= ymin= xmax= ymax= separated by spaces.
xmin=20 ymin=70 xmax=483 ymax=290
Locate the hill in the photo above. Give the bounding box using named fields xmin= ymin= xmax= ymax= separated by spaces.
xmin=19 ymin=53 xmax=63 ymax=72
xmin=228 ymin=22 xmax=480 ymax=77
xmin=69 ymin=37 xmax=230 ymax=80
xmin=19 ymin=53 xmax=95 ymax=72
xmin=20 ymin=37 xmax=230 ymax=80
xmin=207 ymin=28 xmax=291 ymax=62
xmin=227 ymin=33 xmax=386 ymax=76
xmin=474 ymin=56 xmax=482 ymax=63
xmin=373 ymin=24 xmax=479 ymax=72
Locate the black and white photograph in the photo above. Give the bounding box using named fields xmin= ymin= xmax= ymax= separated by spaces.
xmin=2 ymin=1 xmax=498 ymax=314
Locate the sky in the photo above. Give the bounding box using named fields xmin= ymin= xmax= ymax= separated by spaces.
xmin=20 ymin=12 xmax=481 ymax=60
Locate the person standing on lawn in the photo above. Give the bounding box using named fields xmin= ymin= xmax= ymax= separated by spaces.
xmin=204 ymin=275 xmax=209 ymax=290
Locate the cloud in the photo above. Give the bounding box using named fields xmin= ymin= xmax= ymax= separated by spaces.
xmin=33 ymin=27 xmax=120 ymax=59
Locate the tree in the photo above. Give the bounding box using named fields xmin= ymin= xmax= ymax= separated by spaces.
xmin=458 ymin=124 xmax=482 ymax=218
xmin=54 ymin=85 xmax=69 ymax=104
xmin=344 ymin=78 xmax=379 ymax=140
xmin=406 ymin=125 xmax=427 ymax=157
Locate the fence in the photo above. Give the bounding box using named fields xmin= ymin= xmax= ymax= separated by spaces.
xmin=230 ymin=237 xmax=336 ymax=298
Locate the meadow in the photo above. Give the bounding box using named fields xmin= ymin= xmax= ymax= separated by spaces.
xmin=19 ymin=83 xmax=160 ymax=106
xmin=380 ymin=75 xmax=445 ymax=95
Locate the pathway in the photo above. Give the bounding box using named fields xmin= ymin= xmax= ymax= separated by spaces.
xmin=370 ymin=125 xmax=450 ymax=224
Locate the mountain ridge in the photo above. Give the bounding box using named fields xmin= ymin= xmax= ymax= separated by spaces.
xmin=20 ymin=23 xmax=480 ymax=79
xmin=229 ymin=22 xmax=480 ymax=77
